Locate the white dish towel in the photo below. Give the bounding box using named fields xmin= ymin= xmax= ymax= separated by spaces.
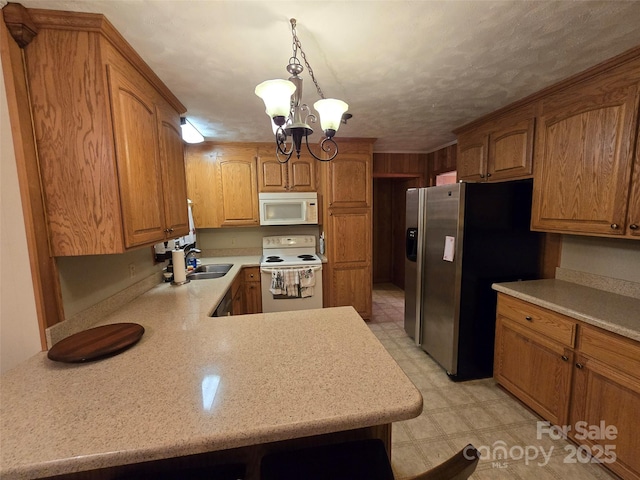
xmin=269 ymin=269 xmax=316 ymax=298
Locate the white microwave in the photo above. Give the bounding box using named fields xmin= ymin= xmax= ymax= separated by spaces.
xmin=259 ymin=192 xmax=319 ymax=226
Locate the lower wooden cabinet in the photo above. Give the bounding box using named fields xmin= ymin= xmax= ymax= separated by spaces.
xmin=494 ymin=316 xmax=573 ymax=425
xmin=243 ymin=267 xmax=262 ymax=314
xmin=495 ymin=293 xmax=640 ymax=480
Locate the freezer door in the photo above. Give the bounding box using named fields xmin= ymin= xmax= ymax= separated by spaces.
xmin=403 ymin=189 xmax=423 ymax=341
xmin=420 ymin=183 xmax=464 ymax=375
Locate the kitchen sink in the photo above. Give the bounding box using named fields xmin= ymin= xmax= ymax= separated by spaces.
xmin=187 ymin=264 xmax=233 ymax=280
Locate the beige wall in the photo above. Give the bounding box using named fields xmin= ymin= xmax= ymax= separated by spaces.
xmin=197 ymin=225 xmax=320 ymax=251
xmin=0 ymin=55 xmax=42 ymax=373
xmin=57 ymin=248 xmax=165 ymax=319
xmin=560 ymin=235 xmax=640 ymax=283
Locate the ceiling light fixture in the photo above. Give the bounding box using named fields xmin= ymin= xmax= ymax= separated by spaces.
xmin=180 ymin=117 xmax=204 ymax=144
xmin=255 ymin=18 xmax=349 ymax=163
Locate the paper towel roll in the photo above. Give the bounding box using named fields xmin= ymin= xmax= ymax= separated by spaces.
xmin=172 ymin=249 xmax=187 ymax=284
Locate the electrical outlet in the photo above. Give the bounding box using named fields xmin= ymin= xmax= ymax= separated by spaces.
xmin=128 ymin=263 xmax=136 ymax=278
xmin=231 ymin=237 xmax=237 ymax=246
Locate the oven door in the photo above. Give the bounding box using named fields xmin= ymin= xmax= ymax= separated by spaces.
xmin=260 ymin=266 xmax=323 ymax=313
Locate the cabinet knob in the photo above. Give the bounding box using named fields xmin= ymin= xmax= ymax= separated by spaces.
xmin=525 ymin=316 xmax=532 ymax=321
xmin=630 ymin=224 xmax=639 ymax=230
xmin=561 ymin=355 xmax=569 ymax=361
xmin=610 ymin=223 xmax=619 ymax=230
xmin=479 ymin=174 xmax=485 ymax=178
xmin=486 ymin=173 xmax=492 ymax=178
xmin=575 ymin=363 xmax=584 ymax=369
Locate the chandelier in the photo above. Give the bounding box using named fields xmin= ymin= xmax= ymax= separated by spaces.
xmin=255 ymin=19 xmax=349 ymax=163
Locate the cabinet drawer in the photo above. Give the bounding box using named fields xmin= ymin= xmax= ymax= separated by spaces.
xmin=243 ymin=267 xmax=260 ymax=283
xmin=579 ymin=325 xmax=640 ymax=380
xmin=497 ymin=294 xmax=577 ymax=347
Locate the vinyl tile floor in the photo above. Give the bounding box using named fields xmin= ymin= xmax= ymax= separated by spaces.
xmin=369 ymin=283 xmax=620 ymax=480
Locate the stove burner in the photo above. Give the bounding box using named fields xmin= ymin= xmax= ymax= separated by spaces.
xmin=298 ymin=255 xmax=315 ymax=259
xmin=302 ymin=257 xmax=316 ymax=261
xmin=265 ymin=257 xmax=284 ymax=263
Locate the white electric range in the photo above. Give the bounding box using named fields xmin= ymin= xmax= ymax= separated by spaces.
xmin=260 ymin=235 xmax=323 ymax=313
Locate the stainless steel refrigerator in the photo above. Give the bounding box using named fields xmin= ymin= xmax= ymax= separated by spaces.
xmin=404 ymin=180 xmax=541 ymax=380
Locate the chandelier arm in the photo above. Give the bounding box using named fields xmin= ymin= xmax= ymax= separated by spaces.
xmin=275 ymin=128 xmax=294 ymax=163
xmin=304 ymin=134 xmax=338 ymax=162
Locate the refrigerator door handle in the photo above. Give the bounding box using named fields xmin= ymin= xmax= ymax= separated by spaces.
xmin=406 ymin=228 xmax=418 ymax=262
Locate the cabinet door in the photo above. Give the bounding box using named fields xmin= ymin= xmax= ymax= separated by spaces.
xmin=216 ymin=148 xmax=259 ymax=226
xmin=258 ymin=146 xmax=288 ymax=192
xmin=243 ymin=267 xmax=262 ymax=314
xmin=108 ymin=65 xmax=166 ymax=247
xmin=325 ymin=154 xmax=371 ymax=208
xmin=487 ymin=117 xmax=534 ymax=181
xmin=327 ymin=209 xmax=372 ymax=319
xmin=457 ymin=131 xmax=488 ymax=182
xmin=628 ymin=126 xmax=640 ymax=236
xmin=570 ymin=355 xmax=640 ymax=480
xmin=289 ymin=155 xmax=316 ymax=191
xmin=331 ymin=266 xmax=372 ymax=319
xmin=156 ymin=101 xmax=189 ymax=238
xmin=494 ymin=316 xmax=573 ymax=425
xmin=184 ymin=143 xmax=222 ymax=228
xmin=531 ymin=71 xmax=640 ymax=236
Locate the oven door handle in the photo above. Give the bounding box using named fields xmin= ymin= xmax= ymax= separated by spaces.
xmin=260 ymin=266 xmax=322 ymax=273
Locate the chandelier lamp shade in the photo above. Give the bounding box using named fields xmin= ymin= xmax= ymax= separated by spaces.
xmin=255 ymin=19 xmax=349 ymax=163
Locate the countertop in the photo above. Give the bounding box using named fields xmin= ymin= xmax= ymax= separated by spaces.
xmin=492 ymin=279 xmax=640 ymax=341
xmin=1 ymin=259 xmax=423 ymax=480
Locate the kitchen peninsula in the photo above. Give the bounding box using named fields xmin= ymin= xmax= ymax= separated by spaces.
xmin=0 ymin=283 xmax=422 ymax=480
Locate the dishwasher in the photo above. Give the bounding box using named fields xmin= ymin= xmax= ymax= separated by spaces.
xmin=210 ymin=289 xmax=233 ymax=317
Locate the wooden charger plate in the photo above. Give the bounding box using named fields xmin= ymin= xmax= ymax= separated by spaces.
xmin=48 ymin=323 xmax=145 ymax=363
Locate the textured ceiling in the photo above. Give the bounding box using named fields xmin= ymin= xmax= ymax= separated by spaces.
xmin=8 ymin=0 xmax=640 ymax=152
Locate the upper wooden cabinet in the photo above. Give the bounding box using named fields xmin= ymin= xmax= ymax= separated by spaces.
xmin=257 ymin=145 xmax=317 ymax=192
xmin=185 ymin=143 xmax=259 ymax=228
xmin=21 ymin=9 xmax=188 ymax=255
xmin=531 ymin=59 xmax=640 ymax=238
xmin=157 ymin=101 xmax=190 ymax=238
xmin=455 ymin=104 xmax=535 ymax=183
xmin=323 ymin=141 xmax=373 ymax=208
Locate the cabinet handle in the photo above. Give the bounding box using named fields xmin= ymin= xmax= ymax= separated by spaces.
xmin=486 ymin=173 xmax=492 ymax=178
xmin=610 ymin=223 xmax=619 ymax=230
xmin=575 ymin=363 xmax=584 ymax=369
xmin=169 ymin=228 xmax=174 ymax=233
xmin=479 ymin=174 xmax=485 ymax=178
xmin=630 ymin=224 xmax=639 ymax=230
xmin=561 ymin=355 xmax=569 ymax=361
xmin=525 ymin=316 xmax=532 ymax=321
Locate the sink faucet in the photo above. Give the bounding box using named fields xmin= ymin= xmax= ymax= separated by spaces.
xmin=185 ymin=247 xmax=201 ymax=268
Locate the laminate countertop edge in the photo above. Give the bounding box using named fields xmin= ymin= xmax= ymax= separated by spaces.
xmin=492 ymin=279 xmax=640 ymax=342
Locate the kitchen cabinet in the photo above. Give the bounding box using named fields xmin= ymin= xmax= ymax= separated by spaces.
xmin=157 ymin=101 xmax=190 ymax=238
xmin=22 ymin=9 xmax=188 ymax=255
xmin=495 ymin=293 xmax=640 ymax=480
xmin=243 ymin=267 xmax=262 ymax=314
xmin=494 ymin=294 xmax=575 ymax=425
xmin=569 ymin=325 xmax=640 ymax=480
xmin=257 ymin=145 xmax=317 ymax=192
xmin=455 ymin=104 xmax=535 ymax=183
xmin=319 ymin=139 xmax=375 ymax=319
xmin=185 ymin=143 xmax=259 ymax=228
xmin=531 ymin=57 xmax=640 ymax=238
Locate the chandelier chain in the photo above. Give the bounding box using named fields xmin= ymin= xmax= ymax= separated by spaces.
xmin=290 ymin=20 xmax=325 ymax=100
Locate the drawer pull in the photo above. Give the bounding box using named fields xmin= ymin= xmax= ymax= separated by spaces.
xmin=525 ymin=316 xmax=532 ymax=321
xmin=610 ymin=223 xmax=619 ymax=230
xmin=486 ymin=173 xmax=492 ymax=178
xmin=479 ymin=174 xmax=485 ymax=178
xmin=630 ymin=224 xmax=639 ymax=230
xmin=561 ymin=355 xmax=569 ymax=361
xmin=576 ymin=363 xmax=584 ymax=369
